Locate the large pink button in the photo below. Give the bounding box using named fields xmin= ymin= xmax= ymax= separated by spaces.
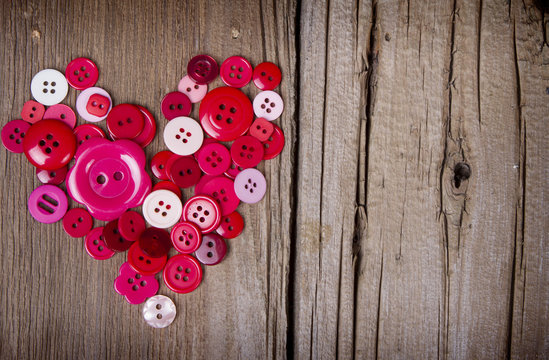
xmin=196 ymin=142 xmax=231 ymax=176
xmin=84 ymin=227 xmax=115 ymax=260
xmin=43 ymin=104 xmax=77 ymax=129
xmin=181 ymin=195 xmax=222 ymax=233
xmin=114 ymin=262 xmax=159 ymax=304
xmin=198 ymin=176 xmax=240 ymax=216
xmin=27 ymin=184 xmax=68 ymax=223
xmin=220 ymin=56 xmax=253 ymax=88
xmin=178 ymin=75 xmax=208 ymax=103
xmin=1 ymin=119 xmax=31 ymax=153
xmin=65 ymin=57 xmax=99 ymax=90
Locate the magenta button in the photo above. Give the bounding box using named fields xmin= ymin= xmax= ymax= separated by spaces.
xmin=28 ymin=184 xmax=68 ymax=223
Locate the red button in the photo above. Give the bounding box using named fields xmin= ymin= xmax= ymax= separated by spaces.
xmin=165 ymin=155 xmax=201 ymax=188
xmin=252 ymin=62 xmax=282 ymax=90
xmin=181 ymin=195 xmax=222 ymax=233
xmin=163 ymin=254 xmax=202 ymax=294
xmin=198 ymin=176 xmax=239 ymax=216
xmin=118 ymin=210 xmax=146 ymax=242
xmin=224 ymin=161 xmax=243 ymax=179
xmin=62 ymin=207 xmax=93 ymax=238
xmin=152 ymin=181 xmax=182 ymax=198
xmin=36 ymin=166 xmax=67 ymax=185
xmin=220 ymin=56 xmax=253 ymax=88
xmin=127 ymin=242 xmax=167 ymax=276
xmin=230 ymin=135 xmax=264 ymax=169
xmin=43 ymin=104 xmax=77 ymax=129
xmin=84 ymin=227 xmax=115 ymax=260
xmin=195 ymin=233 xmax=227 ymax=265
xmin=73 ymin=123 xmax=105 ymax=149
xmin=23 ymin=119 xmax=77 ymax=170
xmin=65 ymin=57 xmax=99 ymax=90
xmin=196 ymin=142 xmax=231 ymax=176
xmin=139 ymin=227 xmax=172 ymax=258
xmin=86 ymin=94 xmax=110 ymax=117
xmin=263 ymin=123 xmax=285 ymax=160
xmin=187 ymin=54 xmax=219 ymax=85
xmin=199 ymin=87 xmax=253 ymax=141
xmin=103 ymin=219 xmax=133 ymax=252
xmin=150 ymin=150 xmax=174 ymax=180
xmin=106 ymin=104 xmax=145 ymax=140
xmin=21 ymin=100 xmax=45 ymax=124
xmin=216 ymin=211 xmax=244 ymax=239
xmin=1 ymin=119 xmax=31 ymax=153
xmin=133 ymin=105 xmax=156 ymax=148
xmin=171 ymin=221 xmax=202 ymax=254
xmin=193 ymin=137 xmax=218 ymax=160
xmin=161 ymin=91 xmax=192 ymax=120
xmin=248 ymin=117 xmax=274 ymax=142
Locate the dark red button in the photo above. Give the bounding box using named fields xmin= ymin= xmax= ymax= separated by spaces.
xmin=86 ymin=94 xmax=110 ymax=117
xmin=216 ymin=211 xmax=244 ymax=239
xmin=21 ymin=100 xmax=45 ymax=124
xmin=163 ymin=254 xmax=202 ymax=294
xmin=230 ymin=135 xmax=264 ymax=169
xmin=133 ymin=105 xmax=156 ymax=148
xmin=153 ymin=181 xmax=182 ymax=198
xmin=139 ymin=227 xmax=172 ymax=258
xmin=181 ymin=195 xmax=222 ymax=233
xmin=103 ymin=219 xmax=133 ymax=252
xmin=165 ymin=155 xmax=201 ymax=188
xmin=199 ymin=87 xmax=253 ymax=141
xmin=73 ymin=123 xmax=105 ymax=149
xmin=220 ymin=56 xmax=253 ymax=88
xmin=106 ymin=104 xmax=145 ymax=140
xmin=187 ymin=54 xmax=219 ymax=85
xmin=1 ymin=119 xmax=31 ymax=153
xmin=150 ymin=150 xmax=174 ymax=180
xmin=224 ymin=161 xmax=243 ymax=179
xmin=198 ymin=177 xmax=239 ymax=216
xmin=36 ymin=166 xmax=67 ymax=185
xmin=65 ymin=57 xmax=99 ymax=90
xmin=195 ymin=233 xmax=227 ymax=265
xmin=263 ymin=123 xmax=285 ymax=160
xmin=248 ymin=117 xmax=274 ymax=142
xmin=127 ymin=242 xmax=167 ymax=276
xmin=252 ymin=62 xmax=282 ymax=90
xmin=62 ymin=207 xmax=93 ymax=238
xmin=161 ymin=92 xmax=192 ymax=120
xmin=22 ymin=119 xmax=77 ymax=170
xmin=196 ymin=142 xmax=231 ymax=176
xmin=171 ymin=221 xmax=202 ymax=254
xmin=118 ymin=210 xmax=146 ymax=242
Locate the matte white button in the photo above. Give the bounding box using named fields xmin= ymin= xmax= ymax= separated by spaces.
xmin=142 ymin=190 xmax=183 ymax=228
xmin=178 ymin=75 xmax=208 ymax=103
xmin=252 ymin=90 xmax=283 ymax=121
xmin=75 ymin=87 xmax=113 ymax=122
xmin=234 ymin=168 xmax=267 ymax=204
xmin=142 ymin=295 xmax=176 ymax=328
xmin=163 ymin=116 xmax=204 ymax=156
xmin=30 ymin=69 xmax=69 ymax=106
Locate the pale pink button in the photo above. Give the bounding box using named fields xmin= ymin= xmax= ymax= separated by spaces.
xmin=178 ymin=75 xmax=208 ymax=103
xmin=234 ymin=168 xmax=267 ymax=204
xmin=76 ymin=87 xmax=112 ymax=122
xmin=253 ymin=90 xmax=284 ymax=121
xmin=43 ymin=104 xmax=77 ymax=129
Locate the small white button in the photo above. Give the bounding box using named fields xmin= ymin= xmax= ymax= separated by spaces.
xmin=163 ymin=116 xmax=204 ymax=156
xmin=252 ymin=91 xmax=284 ymax=121
xmin=30 ymin=69 xmax=69 ymax=106
xmin=142 ymin=295 xmax=176 ymax=328
xmin=142 ymin=190 xmax=183 ymax=228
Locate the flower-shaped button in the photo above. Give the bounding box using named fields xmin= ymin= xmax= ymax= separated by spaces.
xmin=85 ymin=227 xmax=115 ymax=260
xmin=31 ymin=69 xmax=69 ymax=106
xmin=114 ymin=262 xmax=159 ymax=305
xmin=234 ymin=168 xmax=267 ymax=204
xmin=230 ymin=136 xmax=264 ymax=169
xmin=23 ymin=119 xmax=77 ymax=170
xmin=178 ymin=75 xmax=208 ymax=103
xmin=252 ymin=62 xmax=282 ymax=90
xmin=161 ymin=92 xmax=192 ymax=120
xmin=253 ymin=91 xmax=284 ymax=121
xmin=187 ymin=55 xmax=219 ymax=85
xmin=43 ymin=104 xmax=77 ymax=129
xmin=76 ymin=87 xmax=112 ymax=122
xmin=220 ymin=56 xmax=253 ymax=88
xmin=163 ymin=116 xmax=203 ymax=156
xmin=1 ymin=119 xmax=31 ymax=153
xmin=248 ymin=117 xmax=274 ymax=142
xmin=66 ymin=138 xmax=152 ymax=221
xmin=21 ymin=100 xmax=45 ymax=124
xmin=142 ymin=190 xmax=182 ymax=228
xmin=163 ymin=254 xmax=202 ymax=294
xmin=65 ymin=57 xmax=99 ymax=90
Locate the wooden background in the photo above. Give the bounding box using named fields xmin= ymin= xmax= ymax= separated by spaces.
xmin=0 ymin=0 xmax=547 ymax=358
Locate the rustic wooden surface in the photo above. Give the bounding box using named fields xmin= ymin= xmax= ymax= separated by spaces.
xmin=0 ymin=0 xmax=547 ymax=359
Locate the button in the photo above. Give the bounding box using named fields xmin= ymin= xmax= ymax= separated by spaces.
xmin=118 ymin=210 xmax=147 ymax=242
xmin=262 ymin=123 xmax=285 ymax=160
xmin=178 ymin=75 xmax=207 ymax=103
xmin=73 ymin=124 xmax=106 ymax=149
xmin=171 ymin=221 xmax=202 ymax=254
xmin=106 ymin=104 xmax=145 ymax=140
xmin=161 ymin=92 xmax=192 ymax=120
xmin=199 ymin=87 xmax=253 ymax=141
xmin=163 ymin=116 xmax=204 ymax=156
xmin=133 ymin=105 xmax=156 ymax=148
xmin=196 ymin=142 xmax=231 ymax=176
xmin=151 ymin=150 xmax=174 ymax=180
xmin=36 ymin=166 xmax=67 ymax=185
xmin=114 ymin=262 xmax=159 ymax=305
xmin=142 ymin=190 xmax=183 ymax=228
xmin=152 ymin=181 xmax=182 ymax=198
xmin=220 ymin=56 xmax=253 ymax=88
xmin=1 ymin=119 xmax=31 ymax=153
xmin=21 ymin=100 xmax=45 ymax=124
xmin=142 ymin=295 xmax=176 ymax=328
xmin=252 ymin=62 xmax=282 ymax=90
xmin=30 ymin=69 xmax=69 ymax=106
xmin=43 ymin=104 xmax=77 ymax=129
xmin=84 ymin=227 xmax=115 ymax=260
xmin=194 ymin=174 xmax=216 ymax=195
xmin=181 ymin=195 xmax=221 ymax=233
xmin=23 ymin=119 xmax=76 ymax=170
xmin=27 ymin=184 xmax=68 ymax=223
xmin=128 ymin=242 xmax=167 ymax=275
xmin=103 ymin=219 xmax=133 ymax=252
xmin=193 ymin=137 xmax=218 ymax=160
xmin=139 ymin=227 xmax=172 ymax=258
xmin=199 ymin=176 xmax=240 ymax=216
xmin=62 ymin=207 xmax=93 ymax=238
xmin=253 ymin=90 xmax=284 ymax=121
xmin=76 ymin=87 xmax=112 ymax=122
xmin=195 ymin=233 xmax=227 ymax=265
xmin=162 ymin=254 xmax=202 ymax=294
xmin=224 ymin=161 xmax=243 ymax=179
xmin=65 ymin=57 xmax=99 ymax=90
xmin=230 ymin=136 xmax=264 ymax=169
xmin=216 ymin=211 xmax=244 ymax=239
xmin=187 ymin=54 xmax=219 ymax=85
xmin=165 ymin=155 xmax=201 ymax=188
xmin=234 ymin=168 xmax=267 ymax=204
xmin=248 ymin=117 xmax=274 ymax=142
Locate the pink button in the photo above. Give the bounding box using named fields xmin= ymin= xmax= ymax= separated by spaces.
xmin=234 ymin=168 xmax=267 ymax=204
xmin=65 ymin=57 xmax=99 ymax=90
xmin=230 ymin=135 xmax=264 ymax=169
xmin=114 ymin=262 xmax=159 ymax=305
xmin=84 ymin=227 xmax=115 ymax=260
xmin=43 ymin=104 xmax=77 ymax=129
xmin=194 ymin=137 xmax=219 ymax=160
xmin=198 ymin=176 xmax=240 ymax=216
xmin=194 ymin=233 xmax=227 ymax=266
xmin=178 ymin=75 xmax=208 ymax=103
xmin=220 ymin=56 xmax=253 ymax=88
xmin=152 ymin=181 xmax=182 ymax=198
xmin=196 ymin=142 xmax=231 ymax=176
xmin=161 ymin=91 xmax=192 ymax=120
xmin=181 ymin=195 xmax=222 ymax=233
xmin=73 ymin=123 xmax=106 ymax=150
xmin=21 ymin=100 xmax=45 ymax=124
xmin=133 ymin=105 xmax=156 ymax=148
xmin=28 ymin=184 xmax=68 ymax=223
xmin=224 ymin=161 xmax=243 ymax=179
xmin=253 ymin=90 xmax=284 ymax=121
xmin=194 ymin=174 xmax=216 ymax=195
xmin=76 ymin=87 xmax=112 ymax=122
xmin=171 ymin=221 xmax=202 ymax=254
xmin=36 ymin=166 xmax=68 ymax=185
xmin=248 ymin=117 xmax=274 ymax=142
xmin=62 ymin=207 xmax=93 ymax=238
xmin=1 ymin=119 xmax=31 ymax=153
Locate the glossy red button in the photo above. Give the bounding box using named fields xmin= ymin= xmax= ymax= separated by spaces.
xmin=171 ymin=221 xmax=202 ymax=254
xmin=133 ymin=105 xmax=156 ymax=148
xmin=220 ymin=56 xmax=253 ymax=88
xmin=150 ymin=150 xmax=174 ymax=180
xmin=187 ymin=54 xmax=219 ymax=85
xmin=161 ymin=92 xmax=192 ymax=120
xmin=199 ymin=87 xmax=253 ymax=141
xmin=153 ymin=181 xmax=182 ymax=198
xmin=103 ymin=219 xmax=133 ymax=252
xmin=65 ymin=57 xmax=99 ymax=90
xmin=62 ymin=207 xmax=93 ymax=238
xmin=139 ymin=227 xmax=172 ymax=258
xmin=224 ymin=161 xmax=243 ymax=179
xmin=106 ymin=104 xmax=145 ymax=140
xmin=86 ymin=93 xmax=110 ymax=117
xmin=165 ymin=155 xmax=201 ymax=189
xmin=22 ymin=119 xmax=77 ymax=170
xmin=127 ymin=242 xmax=167 ymax=276
xmin=21 ymin=100 xmax=45 ymax=124
xmin=230 ymin=135 xmax=264 ymax=169
xmin=216 ymin=211 xmax=244 ymax=239
xmin=36 ymin=166 xmax=67 ymax=185
xmin=73 ymin=123 xmax=105 ymax=149
xmin=1 ymin=119 xmax=31 ymax=153
xmin=182 ymin=195 xmax=222 ymax=233
xmin=85 ymin=227 xmax=115 ymax=260
xmin=253 ymin=62 xmax=282 ymax=90
xmin=195 ymin=233 xmax=227 ymax=265
xmin=118 ymin=210 xmax=146 ymax=242
xmin=43 ymin=104 xmax=77 ymax=129
xmin=196 ymin=142 xmax=231 ymax=176
xmin=163 ymin=254 xmax=202 ymax=294
xmin=263 ymin=123 xmax=285 ymax=160
xmin=248 ymin=117 xmax=274 ymax=142
xmin=198 ymin=176 xmax=239 ymax=216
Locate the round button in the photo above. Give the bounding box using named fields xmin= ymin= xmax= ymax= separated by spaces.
xmin=193 ymin=137 xmax=218 ymax=160
xmin=151 ymin=150 xmax=174 ymax=180
xmin=181 ymin=195 xmax=222 ymax=233
xmin=194 ymin=174 xmax=216 ymax=195
xmin=139 ymin=227 xmax=172 ymax=258
xmin=28 ymin=185 xmax=68 ymax=223
xmin=196 ymin=142 xmax=231 ymax=176
xmin=76 ymin=87 xmax=112 ymax=122
xmin=118 ymin=210 xmax=147 ymax=242
xmin=23 ymin=119 xmax=77 ymax=170
xmin=161 ymin=92 xmax=192 ymax=120
xmin=65 ymin=57 xmax=99 ymax=90
xmin=165 ymin=155 xmax=201 ymax=188
xmin=253 ymin=90 xmax=284 ymax=121
xmin=178 ymin=75 xmax=207 ymax=103
xmin=142 ymin=190 xmax=183 ymax=228
xmin=248 ymin=117 xmax=274 ymax=142
xmin=234 ymin=168 xmax=267 ymax=204
xmin=114 ymin=262 xmax=159 ymax=305
xmin=253 ymin=62 xmax=282 ymax=90
xmin=73 ymin=124 xmax=105 ymax=149
xmin=1 ymin=119 xmax=31 ymax=153
xmin=187 ymin=54 xmax=219 ymax=85
xmin=84 ymin=227 xmax=115 ymax=260
xmin=216 ymin=211 xmax=244 ymax=239
xmin=224 ymin=161 xmax=243 ymax=179
xmin=107 ymin=104 xmax=145 ymax=140
xmin=62 ymin=208 xmax=93 ymax=238
xmin=230 ymin=136 xmax=264 ymax=169
xmin=133 ymin=105 xmax=156 ymax=148
xmin=36 ymin=166 xmax=67 ymax=185
xmin=163 ymin=254 xmax=202 ymax=294
xmin=199 ymin=87 xmax=253 ymax=141
xmin=152 ymin=181 xmax=182 ymax=198
xmin=262 ymin=123 xmax=285 ymax=160
xmin=195 ymin=233 xmax=227 ymax=266
xmin=21 ymin=100 xmax=45 ymax=124
xmin=199 ymin=176 xmax=240 ymax=216
xmin=163 ymin=116 xmax=204 ymax=156
xmin=103 ymin=219 xmax=133 ymax=252
xmin=128 ymin=241 xmax=167 ymax=275
xmin=220 ymin=56 xmax=253 ymax=88
xmin=43 ymin=104 xmax=77 ymax=129
xmin=171 ymin=221 xmax=202 ymax=254
xmin=30 ymin=69 xmax=69 ymax=106
xmin=143 ymin=295 xmax=176 ymax=328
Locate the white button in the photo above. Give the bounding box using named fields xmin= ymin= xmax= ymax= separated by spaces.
xmin=75 ymin=87 xmax=113 ymax=122
xmin=163 ymin=116 xmax=204 ymax=156
xmin=178 ymin=75 xmax=208 ymax=103
xmin=142 ymin=190 xmax=183 ymax=228
xmin=252 ymin=90 xmax=284 ymax=121
xmin=234 ymin=168 xmax=267 ymax=203
xmin=142 ymin=295 xmax=176 ymax=328
xmin=30 ymin=69 xmax=69 ymax=106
